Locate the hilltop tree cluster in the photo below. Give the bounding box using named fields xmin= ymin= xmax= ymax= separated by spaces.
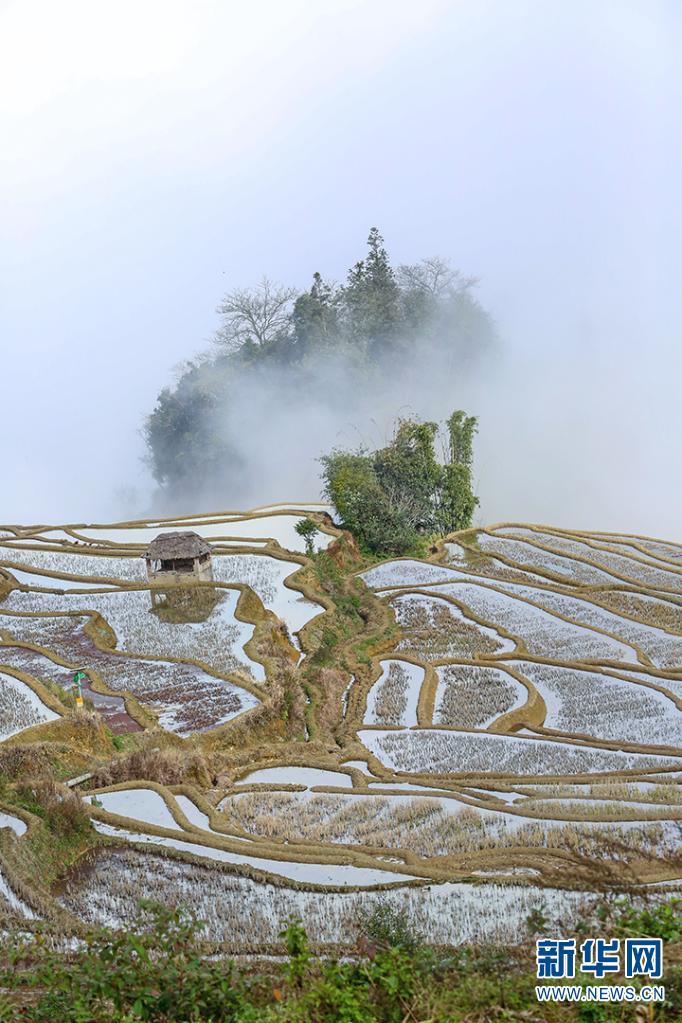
xmin=144 ymin=229 xmax=494 ymax=502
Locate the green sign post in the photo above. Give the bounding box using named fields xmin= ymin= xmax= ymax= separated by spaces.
xmin=72 ymin=670 xmax=88 ymax=708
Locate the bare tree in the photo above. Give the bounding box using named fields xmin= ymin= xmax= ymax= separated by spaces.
xmin=214 ymin=277 xmax=297 ymax=350
xmin=396 ymin=256 xmax=477 ymax=297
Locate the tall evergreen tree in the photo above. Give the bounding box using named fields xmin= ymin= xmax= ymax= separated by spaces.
xmin=292 ymin=272 xmax=339 ymax=350
xmin=343 ymin=228 xmax=401 ymax=346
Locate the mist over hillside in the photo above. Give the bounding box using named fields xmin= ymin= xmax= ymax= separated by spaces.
xmin=141 ymin=227 xmax=681 ymax=538
xmin=143 ymin=232 xmax=495 ymax=516
xmin=2 ymin=1 xmax=680 ymax=537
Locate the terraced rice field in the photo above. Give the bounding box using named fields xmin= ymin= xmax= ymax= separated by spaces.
xmin=58 ymin=845 xmax=602 ymax=946
xmin=1 ymin=510 xmax=681 ymax=945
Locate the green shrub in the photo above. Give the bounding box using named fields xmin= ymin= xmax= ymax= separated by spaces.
xmin=600 ymin=896 xmax=682 ymax=942
xmin=356 ymin=902 xmax=423 ymax=954
xmin=15 ymin=778 xmax=89 ymax=836
xmin=2 ymin=898 xmax=681 ymax=1022
xmin=321 ymin=410 xmax=478 ymax=556
xmin=0 ymin=902 xmax=245 ymax=1023
xmin=294 ymin=518 xmax=319 ymax=557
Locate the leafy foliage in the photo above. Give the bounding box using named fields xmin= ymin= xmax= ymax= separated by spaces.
xmin=14 ymin=777 xmax=89 ymax=836
xmin=1 ymin=899 xmax=680 ymax=1022
xmin=321 ymin=410 xmax=478 ymax=555
xmin=355 ymin=902 xmax=424 ymax=954
xmin=1 ymin=902 xmax=244 ymax=1022
xmin=593 ymin=896 xmax=682 ymax=942
xmin=293 ymin=517 xmax=319 ymax=556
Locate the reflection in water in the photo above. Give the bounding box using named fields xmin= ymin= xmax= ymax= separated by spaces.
xmin=150 ymin=584 xmax=222 ymax=624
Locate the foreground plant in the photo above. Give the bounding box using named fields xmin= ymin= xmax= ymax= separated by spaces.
xmin=1 ymin=899 xmax=681 ymax=1022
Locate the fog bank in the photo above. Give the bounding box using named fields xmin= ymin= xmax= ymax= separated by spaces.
xmin=2 ymin=1 xmax=680 ymax=538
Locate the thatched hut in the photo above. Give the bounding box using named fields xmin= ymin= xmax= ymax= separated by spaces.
xmin=143 ymin=531 xmax=214 ymax=585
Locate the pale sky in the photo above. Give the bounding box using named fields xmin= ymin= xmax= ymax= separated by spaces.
xmin=2 ymin=0 xmax=680 ymax=533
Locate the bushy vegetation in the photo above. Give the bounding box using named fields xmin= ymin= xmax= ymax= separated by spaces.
xmin=321 ymin=409 xmax=478 ymax=555
xmin=294 ymin=518 xmax=319 ymax=557
xmin=13 ymin=777 xmax=89 ymax=837
xmin=143 ymin=229 xmax=494 ymax=500
xmin=1 ymin=899 xmax=680 ymax=1021
xmin=89 ymin=747 xmax=212 ymax=790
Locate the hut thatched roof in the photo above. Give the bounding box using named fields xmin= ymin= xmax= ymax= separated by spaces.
xmin=143 ymin=531 xmax=213 ymax=561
